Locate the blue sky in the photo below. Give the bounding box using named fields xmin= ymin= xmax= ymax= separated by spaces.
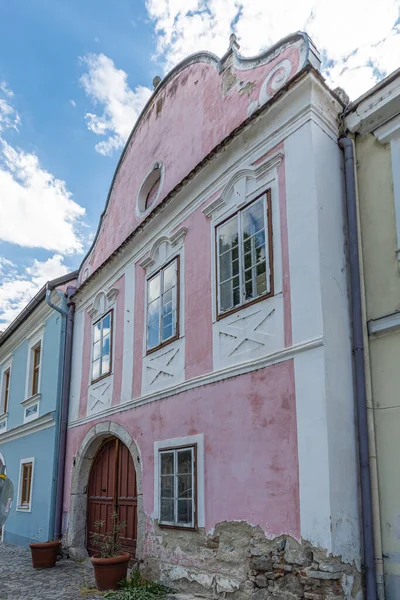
xmin=0 ymin=0 xmax=399 ymax=327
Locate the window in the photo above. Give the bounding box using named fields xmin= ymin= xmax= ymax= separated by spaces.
xmin=145 ymin=171 xmax=161 ymax=210
xmin=31 ymin=344 xmax=41 ymax=396
xmin=159 ymin=446 xmax=196 ymax=528
xmin=2 ymin=368 xmax=10 ymax=414
xmin=216 ymin=191 xmax=273 ymax=317
xmin=17 ymin=458 xmax=34 ymax=511
xmin=92 ymin=311 xmax=112 ymax=382
xmin=147 ymin=258 xmax=179 ymax=352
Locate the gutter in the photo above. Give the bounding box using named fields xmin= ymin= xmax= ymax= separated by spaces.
xmin=338 ymin=136 xmax=377 ymax=599
xmin=45 ymin=281 xmax=76 ymax=541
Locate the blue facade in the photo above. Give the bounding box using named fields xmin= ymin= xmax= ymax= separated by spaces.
xmin=0 ymin=303 xmax=65 ymax=547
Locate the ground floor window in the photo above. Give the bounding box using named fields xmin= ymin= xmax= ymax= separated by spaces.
xmin=17 ymin=458 xmax=34 ymax=511
xmin=159 ymin=445 xmax=196 ymax=528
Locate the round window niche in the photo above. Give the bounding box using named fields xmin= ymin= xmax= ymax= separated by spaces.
xmin=137 ymin=163 xmax=163 ymax=215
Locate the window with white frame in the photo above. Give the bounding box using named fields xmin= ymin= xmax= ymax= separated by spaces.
xmin=1 ymin=367 xmax=10 ymax=414
xmin=31 ymin=343 xmax=41 ymax=396
xmin=159 ymin=445 xmax=196 ymax=528
xmin=17 ymin=458 xmax=34 ymax=511
xmin=216 ymin=191 xmax=273 ymax=317
xmin=92 ymin=311 xmax=112 ymax=382
xmin=147 ymin=257 xmax=179 ymax=352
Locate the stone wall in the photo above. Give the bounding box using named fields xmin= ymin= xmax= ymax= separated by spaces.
xmin=142 ymin=521 xmax=362 ymax=600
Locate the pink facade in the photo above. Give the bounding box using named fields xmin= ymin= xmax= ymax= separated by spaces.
xmin=64 ymin=33 xmax=362 ymax=600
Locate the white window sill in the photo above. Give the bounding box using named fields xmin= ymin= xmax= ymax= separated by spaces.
xmin=21 ymin=393 xmax=41 ymax=407
xmin=16 ymin=505 xmax=31 ymax=512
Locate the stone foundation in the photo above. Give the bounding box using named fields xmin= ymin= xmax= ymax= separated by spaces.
xmin=142 ymin=521 xmax=361 ymax=600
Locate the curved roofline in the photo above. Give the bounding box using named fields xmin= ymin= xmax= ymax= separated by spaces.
xmin=79 ymin=31 xmax=313 ymax=276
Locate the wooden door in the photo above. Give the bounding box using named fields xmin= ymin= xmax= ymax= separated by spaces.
xmin=87 ymin=438 xmax=137 ymax=557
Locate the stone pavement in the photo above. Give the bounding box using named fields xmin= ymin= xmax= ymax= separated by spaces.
xmin=0 ymin=542 xmax=103 ymax=600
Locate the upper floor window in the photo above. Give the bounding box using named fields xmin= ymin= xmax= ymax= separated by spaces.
xmin=17 ymin=458 xmax=34 ymax=511
xmin=159 ymin=445 xmax=196 ymax=528
xmin=216 ymin=191 xmax=273 ymax=318
xmin=147 ymin=257 xmax=179 ymax=352
xmin=92 ymin=311 xmax=112 ymax=382
xmin=2 ymin=368 xmax=10 ymax=414
xmin=31 ymin=343 xmax=41 ymax=396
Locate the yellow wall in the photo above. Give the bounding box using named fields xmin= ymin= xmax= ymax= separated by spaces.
xmin=356 ymin=132 xmax=400 ymax=597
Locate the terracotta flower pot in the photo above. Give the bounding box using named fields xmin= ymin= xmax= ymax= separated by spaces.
xmin=29 ymin=541 xmax=61 ymax=568
xmin=91 ymin=551 xmax=130 ymax=590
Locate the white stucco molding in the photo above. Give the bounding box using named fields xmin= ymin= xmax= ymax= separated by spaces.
xmin=139 ymin=228 xmax=187 ymax=271
xmin=368 ymin=311 xmax=400 ymax=337
xmin=202 ymin=151 xmax=284 ymax=220
xmin=0 ymin=412 xmax=54 ymax=443
xmin=87 ymin=286 xmax=119 ymax=319
xmin=69 ymin=336 xmax=323 ymax=429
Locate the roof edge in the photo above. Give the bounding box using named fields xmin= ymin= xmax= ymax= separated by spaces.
xmin=78 ymin=31 xmax=317 ymax=278
xmin=0 ymin=270 xmax=78 ymax=347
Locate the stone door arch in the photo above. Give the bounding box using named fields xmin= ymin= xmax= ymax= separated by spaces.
xmin=66 ymin=422 xmax=143 ymax=559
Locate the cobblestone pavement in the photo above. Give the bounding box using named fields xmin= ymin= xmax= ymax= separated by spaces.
xmin=0 ymin=542 xmax=103 ymax=600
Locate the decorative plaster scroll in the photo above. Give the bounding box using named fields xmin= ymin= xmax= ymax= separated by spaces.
xmin=203 ymin=152 xmax=284 ymax=220
xmin=88 ymin=286 xmax=119 ymax=319
xmin=139 ymin=228 xmax=187 ymax=272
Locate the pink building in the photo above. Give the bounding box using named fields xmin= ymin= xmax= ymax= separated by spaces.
xmin=63 ymin=33 xmax=362 ymax=599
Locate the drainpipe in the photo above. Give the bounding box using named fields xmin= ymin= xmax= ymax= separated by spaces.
xmin=339 ymin=136 xmax=377 ymax=600
xmin=46 ymin=283 xmax=76 ymax=541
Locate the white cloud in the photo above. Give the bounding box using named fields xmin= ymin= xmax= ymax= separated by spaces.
xmin=0 ymin=81 xmax=20 ymax=132
xmin=80 ymin=53 xmax=152 ymax=155
xmin=145 ymin=0 xmax=400 ymax=99
xmin=0 ymin=254 xmax=70 ymax=328
xmin=69 ymin=99 xmax=76 ymax=107
xmin=0 ymin=139 xmax=85 ymax=253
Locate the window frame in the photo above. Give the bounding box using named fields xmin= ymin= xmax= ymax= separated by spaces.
xmin=3 ymin=368 xmax=10 ymax=414
xmin=215 ymin=189 xmax=274 ymax=320
xmin=158 ymin=444 xmax=197 ymax=531
xmin=146 ymin=256 xmax=180 ymax=355
xmin=17 ymin=457 xmax=35 ymax=512
xmin=91 ymin=309 xmax=113 ymax=384
xmin=31 ymin=343 xmax=41 ymax=397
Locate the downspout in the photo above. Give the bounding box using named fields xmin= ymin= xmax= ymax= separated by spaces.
xmin=46 ymin=283 xmax=76 ymax=541
xmin=45 ymin=286 xmax=67 ymax=541
xmin=339 ymin=136 xmax=377 ymax=600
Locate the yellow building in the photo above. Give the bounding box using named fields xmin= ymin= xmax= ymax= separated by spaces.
xmin=346 ymin=69 xmax=400 ymax=600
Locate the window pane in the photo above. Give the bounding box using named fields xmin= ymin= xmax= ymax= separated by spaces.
xmin=177 ymin=474 xmax=192 ymax=498
xmin=102 ymin=353 xmax=110 ymax=375
xmin=161 ymin=452 xmax=174 ymax=475
xmin=177 ymin=499 xmax=192 ymax=524
xmin=160 ymin=499 xmax=174 ymax=522
xmin=256 ymin=262 xmax=267 ymax=295
xmin=162 ymin=289 xmax=173 ymax=312
xmin=220 ymin=275 xmax=240 ymax=312
xmin=242 ymin=198 xmax=264 ymax=238
xmin=245 ymin=278 xmax=254 ymax=300
xmin=219 ymin=252 xmax=239 ymax=282
xmin=94 ymin=322 xmax=101 ymax=342
xmin=255 ymin=244 xmax=266 ymax=263
xmin=161 ymin=475 xmax=174 ymax=498
xmin=177 ymin=449 xmax=192 ymax=474
xmin=92 ymin=358 xmax=100 ymax=380
xmin=163 ymin=262 xmax=176 ymax=292
xmin=102 ymin=314 xmax=111 ymax=336
xmin=148 ymin=298 xmax=160 ymax=323
xmin=244 ymin=250 xmax=252 ymax=269
xmin=102 ymin=335 xmax=110 ymax=357
xmin=93 ymin=340 xmax=101 ymax=361
xmin=148 ymin=275 xmax=160 ymax=303
xmin=218 ymin=217 xmax=239 ymax=255
xmin=148 ymin=321 xmax=160 ymax=349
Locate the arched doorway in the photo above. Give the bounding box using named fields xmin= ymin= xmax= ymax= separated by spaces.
xmin=87 ymin=437 xmax=137 ymax=556
xmin=66 ymin=422 xmax=143 ymax=561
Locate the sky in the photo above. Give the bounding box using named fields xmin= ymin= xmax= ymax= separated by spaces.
xmin=0 ymin=0 xmax=399 ymax=329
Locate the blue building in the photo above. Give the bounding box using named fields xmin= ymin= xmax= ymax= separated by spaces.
xmin=0 ymin=272 xmax=76 ymax=547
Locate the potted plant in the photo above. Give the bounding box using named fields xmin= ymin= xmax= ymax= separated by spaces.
xmin=91 ymin=512 xmax=130 ymax=591
xmin=29 ymin=539 xmax=61 ymax=569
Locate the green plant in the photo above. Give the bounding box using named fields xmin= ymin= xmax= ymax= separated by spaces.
xmin=104 ymin=570 xmax=173 ymax=600
xmin=91 ymin=512 xmax=127 ymax=559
